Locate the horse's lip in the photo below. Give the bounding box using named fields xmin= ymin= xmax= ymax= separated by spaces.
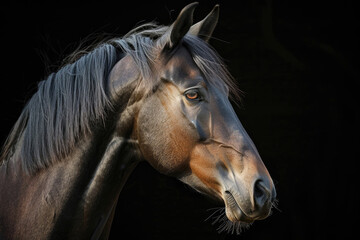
xmin=224 ymin=190 xmax=254 ymax=223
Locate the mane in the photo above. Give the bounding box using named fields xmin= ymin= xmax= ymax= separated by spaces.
xmin=0 ymin=44 xmax=118 ymax=174
xmin=0 ymin=23 xmax=240 ymax=174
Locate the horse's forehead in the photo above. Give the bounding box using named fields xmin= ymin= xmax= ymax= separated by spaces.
xmin=162 ymin=46 xmax=202 ymax=81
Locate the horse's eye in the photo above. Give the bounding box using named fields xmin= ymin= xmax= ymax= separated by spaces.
xmin=185 ymin=90 xmax=201 ymax=101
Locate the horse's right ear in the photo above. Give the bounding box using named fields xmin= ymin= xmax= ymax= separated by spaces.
xmin=189 ymin=4 xmax=219 ymax=42
xmin=159 ymin=2 xmax=198 ymax=49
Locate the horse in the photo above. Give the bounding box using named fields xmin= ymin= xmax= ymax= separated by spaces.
xmin=0 ymin=3 xmax=276 ymax=239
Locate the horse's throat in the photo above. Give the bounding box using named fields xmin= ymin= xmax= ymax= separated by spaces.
xmin=83 ymin=136 xmax=139 ymax=239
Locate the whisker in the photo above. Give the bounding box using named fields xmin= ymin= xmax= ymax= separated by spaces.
xmin=212 ymin=210 xmax=226 ymax=225
xmin=272 ymin=198 xmax=282 ymax=212
xmin=204 ymin=207 xmax=224 ymax=222
xmin=204 ymin=207 xmax=251 ymax=235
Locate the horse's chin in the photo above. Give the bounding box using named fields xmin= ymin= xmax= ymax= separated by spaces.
xmin=209 ymin=191 xmax=254 ymax=235
xmin=223 ymin=191 xmax=254 ymax=224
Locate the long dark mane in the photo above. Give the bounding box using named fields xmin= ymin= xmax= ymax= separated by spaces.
xmin=0 ymin=23 xmax=239 ymax=174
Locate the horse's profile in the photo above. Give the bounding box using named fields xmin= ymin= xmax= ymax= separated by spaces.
xmin=0 ymin=3 xmax=276 ymax=239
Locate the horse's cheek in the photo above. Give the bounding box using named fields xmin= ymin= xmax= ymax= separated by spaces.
xmin=136 ymin=97 xmax=193 ymax=175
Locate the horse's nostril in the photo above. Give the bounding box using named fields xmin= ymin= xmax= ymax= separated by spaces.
xmin=254 ymin=179 xmax=270 ymax=208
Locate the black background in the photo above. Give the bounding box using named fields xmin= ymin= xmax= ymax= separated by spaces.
xmin=0 ymin=0 xmax=359 ymax=239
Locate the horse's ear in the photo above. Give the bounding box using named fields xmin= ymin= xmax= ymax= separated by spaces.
xmin=189 ymin=4 xmax=219 ymax=42
xmin=161 ymin=2 xmax=198 ymax=49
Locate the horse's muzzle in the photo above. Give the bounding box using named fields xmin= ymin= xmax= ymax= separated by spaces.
xmin=223 ymin=175 xmax=276 ymax=223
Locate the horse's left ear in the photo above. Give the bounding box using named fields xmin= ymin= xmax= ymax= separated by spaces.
xmin=160 ymin=2 xmax=198 ymax=49
xmin=189 ymin=4 xmax=219 ymax=42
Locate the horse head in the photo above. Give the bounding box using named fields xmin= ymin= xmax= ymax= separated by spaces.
xmin=109 ymin=3 xmax=276 ymax=232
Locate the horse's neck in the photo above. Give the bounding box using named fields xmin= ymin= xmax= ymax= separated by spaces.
xmin=78 ymin=135 xmax=139 ymax=239
xmin=44 ymin=101 xmax=141 ymax=238
xmin=0 ymin=129 xmax=139 ymax=239
xmin=47 ymin=82 xmax=142 ymax=238
xmin=0 ymin=55 xmax=144 ymax=239
xmin=0 ymin=97 xmax=141 ymax=240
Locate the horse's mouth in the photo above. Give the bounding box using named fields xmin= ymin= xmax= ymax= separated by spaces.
xmin=223 ymin=191 xmax=254 ymax=224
